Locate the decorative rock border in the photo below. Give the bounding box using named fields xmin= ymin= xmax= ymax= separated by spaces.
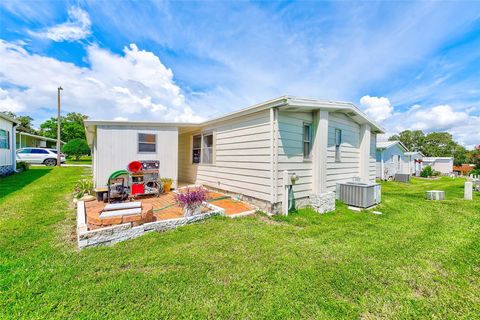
xmin=77 ymin=202 xmax=224 ymax=249
xmin=309 ymin=191 xmax=335 ymax=214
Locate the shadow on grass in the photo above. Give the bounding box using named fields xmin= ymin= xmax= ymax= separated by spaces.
xmin=0 ymin=168 xmax=52 ymax=201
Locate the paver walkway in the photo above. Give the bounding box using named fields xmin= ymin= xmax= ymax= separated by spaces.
xmin=85 ymin=188 xmax=255 ymax=230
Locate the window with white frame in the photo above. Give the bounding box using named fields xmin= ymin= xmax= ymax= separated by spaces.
xmin=192 ymin=133 xmax=213 ymax=164
xmin=303 ymin=123 xmax=312 ymax=159
xmin=138 ymin=133 xmax=156 ymax=153
xmin=192 ymin=135 xmax=201 ymax=163
xmin=397 ymin=155 xmax=401 ymax=170
xmin=0 ymin=129 xmax=9 ymax=149
xmin=335 ymin=129 xmax=342 ymax=162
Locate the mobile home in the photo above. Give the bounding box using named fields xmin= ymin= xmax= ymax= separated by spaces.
xmin=376 ymin=141 xmax=408 ymax=180
xmin=85 ymin=96 xmax=384 ymax=214
xmin=0 ymin=113 xmax=18 ymax=176
xmin=422 ymin=157 xmax=454 ymax=175
xmin=404 ymin=151 xmax=424 ymax=176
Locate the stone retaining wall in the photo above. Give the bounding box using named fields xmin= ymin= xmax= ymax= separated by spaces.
xmin=77 ymin=202 xmax=224 ymax=249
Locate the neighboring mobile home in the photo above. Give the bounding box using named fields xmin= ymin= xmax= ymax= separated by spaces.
xmin=85 ymin=96 xmax=384 ymax=214
xmin=376 ymin=141 xmax=408 ymax=180
xmin=422 ymin=157 xmax=454 ymax=175
xmin=404 ymin=151 xmax=424 ymax=176
xmin=16 ymin=131 xmax=64 ymax=149
xmin=0 ymin=113 xmax=18 ymax=176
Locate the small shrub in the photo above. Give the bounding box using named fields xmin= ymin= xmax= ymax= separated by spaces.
xmin=420 ymin=166 xmax=433 ymax=178
xmin=62 ymin=138 xmax=90 ymax=161
xmin=16 ymin=161 xmax=30 ymax=172
xmin=175 ymin=187 xmax=208 ymax=210
xmin=74 ymin=178 xmax=94 ymax=199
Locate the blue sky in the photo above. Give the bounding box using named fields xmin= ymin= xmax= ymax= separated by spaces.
xmin=0 ymin=1 xmax=479 ymax=147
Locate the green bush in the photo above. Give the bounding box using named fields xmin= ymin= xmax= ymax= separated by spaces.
xmin=420 ymin=165 xmax=433 ymax=177
xmin=62 ymin=138 xmax=90 ymax=161
xmin=74 ymin=178 xmax=94 ymax=199
xmin=16 ymin=161 xmax=30 ymax=172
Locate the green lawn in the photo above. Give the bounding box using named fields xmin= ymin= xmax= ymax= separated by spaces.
xmin=65 ymin=155 xmax=92 ymax=165
xmin=1 ymin=168 xmax=479 ymax=319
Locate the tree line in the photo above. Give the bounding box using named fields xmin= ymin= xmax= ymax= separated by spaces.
xmin=388 ymin=130 xmax=479 ymax=167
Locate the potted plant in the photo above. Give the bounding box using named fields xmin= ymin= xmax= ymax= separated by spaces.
xmin=175 ymin=187 xmax=207 ymax=217
xmin=161 ymin=177 xmax=173 ymax=193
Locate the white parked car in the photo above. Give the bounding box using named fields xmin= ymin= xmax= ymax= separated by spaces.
xmin=16 ymin=148 xmax=66 ymax=166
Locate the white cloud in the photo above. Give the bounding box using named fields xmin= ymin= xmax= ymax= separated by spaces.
xmin=0 ymin=40 xmax=203 ymax=123
xmin=359 ymin=95 xmax=393 ymax=122
xmin=380 ymin=102 xmax=479 ymax=149
xmin=0 ymin=88 xmax=25 ymax=112
xmin=28 ymin=7 xmax=91 ymax=42
xmin=411 ymin=105 xmax=469 ymax=131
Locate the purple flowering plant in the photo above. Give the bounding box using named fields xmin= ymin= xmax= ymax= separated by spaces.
xmin=175 ymin=187 xmax=208 ymax=210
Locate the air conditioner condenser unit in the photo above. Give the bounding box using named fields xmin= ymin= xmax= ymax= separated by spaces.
xmin=336 ymin=181 xmax=381 ymax=208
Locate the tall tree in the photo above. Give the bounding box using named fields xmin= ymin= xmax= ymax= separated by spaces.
xmin=1 ymin=111 xmax=36 ymax=134
xmin=388 ymin=130 xmax=425 ymax=152
xmin=422 ymin=132 xmax=457 ymax=157
xmin=388 ymin=130 xmax=469 ymax=165
xmin=39 ymin=112 xmax=88 ymax=142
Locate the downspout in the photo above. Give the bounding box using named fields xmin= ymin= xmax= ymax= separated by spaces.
xmin=381 ymin=152 xmax=384 ymax=180
xmin=269 ymin=108 xmax=275 ymax=204
xmin=12 ymin=123 xmax=17 ymax=172
xmin=274 ymin=108 xmax=279 ymax=204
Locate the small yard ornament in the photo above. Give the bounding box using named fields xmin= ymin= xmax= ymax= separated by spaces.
xmin=464 ymin=182 xmax=473 ymax=200
xmin=426 ymin=190 xmax=445 ymax=200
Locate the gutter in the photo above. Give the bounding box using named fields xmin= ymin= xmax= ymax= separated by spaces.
xmin=12 ymin=122 xmax=17 ymax=172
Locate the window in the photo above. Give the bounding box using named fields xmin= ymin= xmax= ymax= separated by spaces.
xmin=192 ymin=135 xmax=201 ymax=164
xmin=397 ymin=155 xmax=401 ymax=170
xmin=17 ymin=149 xmax=31 ymax=154
xmin=303 ymin=123 xmax=312 ymax=159
xmin=202 ymin=133 xmax=213 ymax=164
xmin=31 ymin=149 xmax=49 ymax=154
xmin=192 ymin=133 xmax=214 ymax=164
xmin=335 ymin=129 xmax=342 ymax=162
xmin=138 ymin=133 xmax=156 ymax=153
xmin=0 ymin=129 xmax=9 ymax=149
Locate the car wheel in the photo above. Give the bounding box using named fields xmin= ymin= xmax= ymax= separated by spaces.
xmin=44 ymin=158 xmax=57 ymax=166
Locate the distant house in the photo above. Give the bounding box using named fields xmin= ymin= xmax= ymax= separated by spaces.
xmin=422 ymin=157 xmax=453 ymax=175
xmin=16 ymin=131 xmax=64 ymax=149
xmin=453 ymin=164 xmax=475 ymax=176
xmin=376 ymin=141 xmax=408 ymax=180
xmin=85 ymin=96 xmax=384 ymax=214
xmin=404 ymin=151 xmax=424 ymax=176
xmin=0 ymin=113 xmax=19 ymax=176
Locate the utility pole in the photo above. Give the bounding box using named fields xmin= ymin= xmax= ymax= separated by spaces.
xmin=57 ymin=86 xmax=63 ymax=167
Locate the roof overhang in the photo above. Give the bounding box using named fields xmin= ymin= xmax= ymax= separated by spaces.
xmin=0 ymin=113 xmax=20 ymax=125
xmin=84 ymin=95 xmax=386 ymax=145
xmin=18 ymin=131 xmax=65 ymax=144
xmin=377 ymin=141 xmax=408 ymax=152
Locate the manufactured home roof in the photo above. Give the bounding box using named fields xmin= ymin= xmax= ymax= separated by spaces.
xmin=0 ymin=112 xmax=20 ymax=124
xmin=376 ymin=140 xmax=408 ymax=152
xmin=423 ymin=157 xmax=453 ymax=161
xmin=405 ymin=151 xmax=425 ymax=157
xmin=84 ymin=96 xmax=385 ymax=145
xmin=17 ymin=131 xmax=66 ymax=144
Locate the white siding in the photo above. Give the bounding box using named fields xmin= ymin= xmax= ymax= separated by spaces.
xmin=326 ymin=113 xmax=361 ymax=190
xmin=0 ymin=117 xmax=13 ymax=166
xmin=94 ymin=125 xmax=178 ymax=188
xmin=178 ymin=132 xmax=198 ymax=183
xmin=178 ymin=111 xmax=273 ymax=202
xmin=276 ymin=111 xmax=313 ymax=200
xmin=369 ymin=134 xmax=377 ymax=181
xmin=377 ymin=144 xmax=405 ymax=179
